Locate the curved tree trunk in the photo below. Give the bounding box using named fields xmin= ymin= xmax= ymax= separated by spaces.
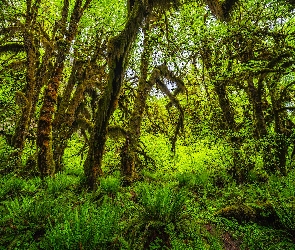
xmin=12 ymin=36 xmax=36 ymax=155
xmin=84 ymin=0 xmax=148 ymax=189
xmin=214 ymin=82 xmax=236 ymax=131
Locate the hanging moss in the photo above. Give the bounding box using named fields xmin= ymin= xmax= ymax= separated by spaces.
xmin=128 ymin=0 xmax=181 ymax=16
xmin=108 ymin=126 xmax=127 ymax=140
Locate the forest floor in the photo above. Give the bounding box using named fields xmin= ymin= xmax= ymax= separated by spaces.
xmin=0 ymin=134 xmax=295 ymax=249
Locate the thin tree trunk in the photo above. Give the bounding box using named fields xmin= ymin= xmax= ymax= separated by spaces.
xmin=37 ymin=0 xmax=89 ymax=177
xmin=52 ymin=65 xmax=90 ymax=172
xmin=270 ymin=91 xmax=288 ymax=175
xmin=121 ymin=24 xmax=152 ymax=182
xmin=12 ymin=1 xmax=41 ymax=159
xmin=12 ymin=35 xmax=36 ymax=154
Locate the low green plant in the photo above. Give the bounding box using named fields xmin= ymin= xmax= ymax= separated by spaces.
xmin=100 ymin=175 xmax=121 ymax=195
xmin=177 ymin=170 xmax=211 ymax=192
xmin=42 ymin=201 xmax=123 ymax=250
xmin=169 ymin=221 xmax=223 ymax=250
xmin=46 ymin=173 xmax=80 ymax=194
xmin=1 ymin=194 xmax=60 ymax=249
xmin=240 ymin=224 xmax=294 ymax=250
xmin=268 ymin=171 xmax=295 ymax=232
xmin=124 ymin=184 xmax=189 ymax=249
xmin=138 ymin=184 xmax=187 ymax=224
xmin=0 ymin=137 xmax=18 ymax=173
xmin=0 ymin=175 xmax=24 ymax=200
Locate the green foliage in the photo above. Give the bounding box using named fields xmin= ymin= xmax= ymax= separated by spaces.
xmin=43 ymin=202 xmax=122 ymax=250
xmin=137 ymin=184 xmax=187 ymax=224
xmin=216 ymin=218 xmax=295 ymax=250
xmin=62 ymin=135 xmax=85 ymax=176
xmin=0 ymin=71 xmax=25 ymax=134
xmin=268 ymin=170 xmax=295 ymax=231
xmin=0 ymin=137 xmax=17 ymax=173
xmin=100 ymin=175 xmax=121 ymax=195
xmin=123 ymin=183 xmax=191 ymax=249
xmin=240 ymin=224 xmax=294 ymax=250
xmin=0 ymin=175 xmax=24 ymax=200
xmin=46 ymin=174 xmax=80 ymax=195
xmin=176 ymin=171 xmax=211 ymax=191
xmin=0 ymin=174 xmax=42 ymax=200
xmin=1 ymin=194 xmax=59 ymax=249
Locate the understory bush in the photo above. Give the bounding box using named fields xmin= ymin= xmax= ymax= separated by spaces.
xmin=268 ymin=170 xmax=295 ymax=232
xmin=42 ymin=201 xmax=123 ymax=250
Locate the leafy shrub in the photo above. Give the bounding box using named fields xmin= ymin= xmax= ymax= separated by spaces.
xmin=248 ymin=167 xmax=269 ymax=183
xmin=21 ymin=177 xmax=42 ymax=194
xmin=240 ymin=224 xmax=294 ymax=250
xmin=124 ymin=184 xmax=189 ymax=249
xmin=177 ymin=171 xmax=211 ymax=192
xmin=0 ymin=175 xmax=24 ymax=200
xmin=1 ymin=194 xmax=61 ymax=249
xmin=0 ymin=137 xmax=18 ymax=173
xmin=268 ymin=171 xmax=295 ymax=231
xmin=0 ymin=174 xmax=43 ymax=201
xmin=137 ymin=184 xmax=188 ymax=224
xmin=42 ymin=202 xmax=123 ymax=250
xmin=169 ymin=221 xmax=223 ymax=250
xmin=63 ymin=135 xmax=86 ymax=176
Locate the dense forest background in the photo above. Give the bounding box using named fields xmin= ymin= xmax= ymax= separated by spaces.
xmin=1 ymin=0 xmax=295 ymax=249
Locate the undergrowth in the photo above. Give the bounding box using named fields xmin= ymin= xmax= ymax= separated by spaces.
xmin=0 ymin=135 xmax=295 ymax=249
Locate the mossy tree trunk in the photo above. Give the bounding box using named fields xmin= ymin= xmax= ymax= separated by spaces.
xmin=247 ymin=76 xmax=267 ymax=138
xmin=201 ymin=40 xmax=252 ymax=182
xmin=205 ymin=0 xmax=239 ymax=21
xmin=266 ymin=54 xmax=293 ymax=175
xmin=120 ymin=62 xmax=186 ymax=182
xmin=52 ymin=56 xmax=103 ymax=172
xmin=12 ymin=0 xmax=41 ymax=160
xmin=214 ymin=82 xmax=237 ymax=131
xmin=37 ymin=0 xmax=91 ymax=177
xmin=269 ymin=80 xmax=289 ymax=175
xmin=200 ymin=43 xmax=236 ymax=131
xmin=121 ymin=24 xmax=153 ymax=182
xmin=84 ymin=0 xmax=148 ymax=189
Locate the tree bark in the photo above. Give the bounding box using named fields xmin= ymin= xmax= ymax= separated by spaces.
xmin=52 ymin=61 xmax=93 ymax=172
xmin=247 ymin=76 xmax=267 ymax=138
xmin=214 ymin=82 xmax=236 ymax=131
xmin=12 ymin=0 xmax=41 ymax=159
xmin=37 ymin=0 xmax=89 ymax=177
xmin=12 ymin=34 xmax=36 ymax=155
xmin=121 ymin=25 xmax=152 ymax=182
xmin=84 ymin=0 xmax=148 ymax=189
xmin=270 ymin=87 xmax=288 ymax=175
